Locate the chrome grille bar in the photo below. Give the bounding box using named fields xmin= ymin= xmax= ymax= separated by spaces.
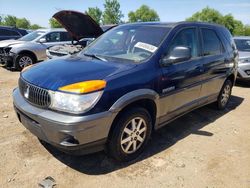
xmin=18 ymin=78 xmax=51 ymax=108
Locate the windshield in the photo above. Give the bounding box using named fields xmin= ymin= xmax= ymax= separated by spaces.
xmin=80 ymin=25 xmax=171 ymax=63
xmin=18 ymin=31 xmax=45 ymax=41
xmin=234 ymin=39 xmax=250 ymax=52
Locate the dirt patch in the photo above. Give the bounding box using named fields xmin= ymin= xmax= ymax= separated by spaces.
xmin=0 ymin=67 xmax=249 ymax=188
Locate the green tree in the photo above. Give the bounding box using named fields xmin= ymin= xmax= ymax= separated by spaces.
xmin=186 ymin=7 xmax=223 ymax=24
xmin=16 ymin=18 xmax=30 ymax=29
xmin=85 ymin=7 xmax=102 ymax=24
xmin=232 ymin=20 xmax=245 ymax=35
xmin=186 ymin=7 xmax=248 ymax=36
xmin=0 ymin=15 xmax=3 ymax=25
xmin=102 ymin=0 xmax=123 ymax=24
xmin=244 ymin=25 xmax=250 ymax=36
xmin=30 ymin=24 xmax=42 ymax=30
xmin=3 ymin=15 xmax=17 ymax=27
xmin=128 ymin=5 xmax=160 ymax=22
xmin=49 ymin=18 xmax=62 ymax=28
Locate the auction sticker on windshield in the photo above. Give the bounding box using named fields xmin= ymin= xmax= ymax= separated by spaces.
xmin=134 ymin=42 xmax=158 ymax=53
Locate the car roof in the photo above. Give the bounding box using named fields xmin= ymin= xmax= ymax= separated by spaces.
xmin=120 ymin=21 xmax=226 ymax=29
xmin=35 ymin=28 xmax=67 ymax=32
xmin=233 ymin=36 xmax=250 ymax=40
xmin=0 ymin=25 xmax=28 ymax=35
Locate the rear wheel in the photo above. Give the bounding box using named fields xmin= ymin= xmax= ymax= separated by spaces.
xmin=216 ymin=79 xmax=233 ymax=110
xmin=14 ymin=53 xmax=35 ymax=71
xmin=108 ymin=107 xmax=152 ymax=162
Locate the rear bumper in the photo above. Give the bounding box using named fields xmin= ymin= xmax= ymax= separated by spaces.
xmin=237 ymin=63 xmax=250 ymax=80
xmin=13 ymin=88 xmax=117 ymax=154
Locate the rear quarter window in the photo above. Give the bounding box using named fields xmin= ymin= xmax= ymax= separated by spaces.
xmin=220 ymin=28 xmax=236 ymax=53
xmin=0 ymin=28 xmax=20 ymax=36
xmin=201 ymin=28 xmax=224 ymax=56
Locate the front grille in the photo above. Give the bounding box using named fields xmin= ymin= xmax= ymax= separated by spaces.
xmin=19 ymin=78 xmax=51 ymax=108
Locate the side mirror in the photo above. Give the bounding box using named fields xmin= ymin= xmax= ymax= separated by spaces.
xmin=161 ymin=46 xmax=191 ymax=66
xmin=39 ymin=38 xmax=47 ymax=43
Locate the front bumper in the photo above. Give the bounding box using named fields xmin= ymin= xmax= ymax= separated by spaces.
xmin=13 ymin=88 xmax=116 ymax=154
xmin=1 ymin=52 xmax=15 ymax=67
xmin=237 ymin=63 xmax=250 ymax=80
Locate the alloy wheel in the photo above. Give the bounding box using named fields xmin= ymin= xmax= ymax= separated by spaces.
xmin=120 ymin=117 xmax=147 ymax=154
xmin=19 ymin=56 xmax=33 ymax=68
xmin=221 ymin=84 xmax=231 ymax=106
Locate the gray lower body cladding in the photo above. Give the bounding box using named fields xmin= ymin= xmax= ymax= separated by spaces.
xmin=13 ymin=88 xmax=117 ymax=154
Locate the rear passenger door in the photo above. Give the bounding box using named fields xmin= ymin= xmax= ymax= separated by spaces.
xmin=159 ymin=27 xmax=204 ymax=123
xmin=199 ymin=27 xmax=227 ymax=101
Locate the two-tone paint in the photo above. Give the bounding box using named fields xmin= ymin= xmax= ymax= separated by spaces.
xmin=13 ymin=22 xmax=238 ymax=154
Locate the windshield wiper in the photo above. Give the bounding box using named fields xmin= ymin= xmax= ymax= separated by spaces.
xmin=84 ymin=53 xmax=107 ymax=61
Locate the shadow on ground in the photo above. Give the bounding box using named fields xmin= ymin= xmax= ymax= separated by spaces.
xmin=235 ymin=80 xmax=250 ymax=88
xmin=42 ymin=95 xmax=244 ymax=175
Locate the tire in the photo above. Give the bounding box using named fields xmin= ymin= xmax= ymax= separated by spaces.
xmin=108 ymin=107 xmax=152 ymax=162
xmin=216 ymin=79 xmax=233 ymax=110
xmin=14 ymin=53 xmax=35 ymax=71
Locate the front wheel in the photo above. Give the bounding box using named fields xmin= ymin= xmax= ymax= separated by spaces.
xmin=216 ymin=79 xmax=233 ymax=110
xmin=14 ymin=53 xmax=35 ymax=71
xmin=107 ymin=107 xmax=152 ymax=162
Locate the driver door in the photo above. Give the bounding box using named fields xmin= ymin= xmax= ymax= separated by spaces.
xmin=159 ymin=27 xmax=204 ymax=123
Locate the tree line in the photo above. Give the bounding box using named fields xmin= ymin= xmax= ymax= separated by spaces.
xmin=0 ymin=15 xmax=42 ymax=29
xmin=48 ymin=0 xmax=159 ymax=28
xmin=1 ymin=0 xmax=249 ymax=36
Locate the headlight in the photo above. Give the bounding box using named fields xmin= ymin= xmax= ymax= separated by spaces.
xmin=49 ymin=80 xmax=106 ymax=114
xmin=49 ymin=90 xmax=103 ymax=114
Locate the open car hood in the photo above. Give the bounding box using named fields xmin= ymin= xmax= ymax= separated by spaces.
xmin=53 ymin=10 xmax=104 ymax=41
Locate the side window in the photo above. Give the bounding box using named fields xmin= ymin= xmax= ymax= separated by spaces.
xmin=168 ymin=28 xmax=198 ymax=58
xmin=201 ymin=28 xmax=224 ymax=56
xmin=9 ymin=30 xmax=20 ymax=36
xmin=0 ymin=29 xmax=18 ymax=36
xmin=44 ymin=32 xmax=61 ymax=42
xmin=60 ymin=32 xmax=72 ymax=41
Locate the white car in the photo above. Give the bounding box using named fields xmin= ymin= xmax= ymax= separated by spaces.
xmin=46 ymin=10 xmax=116 ymax=59
xmin=0 ymin=28 xmax=71 ymax=70
xmin=234 ymin=36 xmax=250 ymax=81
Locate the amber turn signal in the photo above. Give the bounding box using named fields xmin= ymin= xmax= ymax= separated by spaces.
xmin=59 ymin=80 xmax=106 ymax=94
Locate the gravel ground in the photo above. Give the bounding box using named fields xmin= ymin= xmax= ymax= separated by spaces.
xmin=0 ymin=66 xmax=249 ymax=188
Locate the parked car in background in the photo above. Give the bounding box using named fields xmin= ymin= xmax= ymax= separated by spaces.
xmin=0 ymin=28 xmax=71 ymax=70
xmin=0 ymin=26 xmax=28 ymax=63
xmin=13 ymin=22 xmax=237 ymax=162
xmin=0 ymin=26 xmax=28 ymax=41
xmin=46 ymin=10 xmax=117 ymax=59
xmin=234 ymin=36 xmax=250 ymax=81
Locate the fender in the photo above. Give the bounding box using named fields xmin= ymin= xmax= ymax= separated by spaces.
xmin=109 ymin=89 xmax=160 ymax=118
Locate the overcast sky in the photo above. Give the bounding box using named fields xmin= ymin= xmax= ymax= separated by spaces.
xmin=0 ymin=0 xmax=249 ymax=27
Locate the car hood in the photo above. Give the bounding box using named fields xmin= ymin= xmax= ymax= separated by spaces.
xmin=53 ymin=10 xmax=104 ymax=41
xmin=238 ymin=51 xmax=250 ymax=59
xmin=0 ymin=39 xmax=26 ymax=48
xmin=21 ymin=55 xmax=136 ymax=91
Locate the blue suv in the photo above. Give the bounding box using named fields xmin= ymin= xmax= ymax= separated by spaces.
xmin=13 ymin=22 xmax=238 ymax=161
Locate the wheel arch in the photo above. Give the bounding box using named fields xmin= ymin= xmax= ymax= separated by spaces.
xmin=108 ymin=89 xmax=159 ymax=139
xmin=17 ymin=50 xmax=37 ymax=63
